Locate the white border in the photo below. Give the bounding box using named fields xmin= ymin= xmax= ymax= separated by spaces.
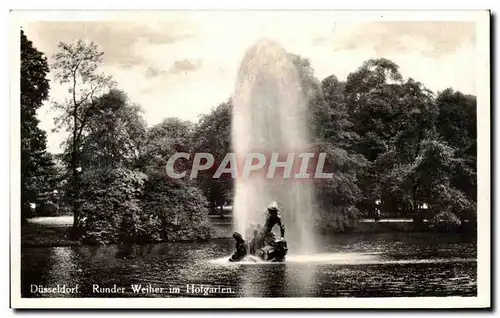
xmin=9 ymin=9 xmax=491 ymax=309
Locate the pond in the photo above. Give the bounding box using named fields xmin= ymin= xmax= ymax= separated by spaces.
xmin=21 ymin=232 xmax=476 ymax=298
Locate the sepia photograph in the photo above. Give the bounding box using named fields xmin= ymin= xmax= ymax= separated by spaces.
xmin=10 ymin=9 xmax=491 ymax=309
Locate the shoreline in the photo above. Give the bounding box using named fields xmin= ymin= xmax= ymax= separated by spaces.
xmin=21 ymin=219 xmax=233 ymax=248
xmin=21 ymin=215 xmax=476 ymax=248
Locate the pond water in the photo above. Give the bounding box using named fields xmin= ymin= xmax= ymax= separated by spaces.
xmin=21 ymin=232 xmax=476 ymax=298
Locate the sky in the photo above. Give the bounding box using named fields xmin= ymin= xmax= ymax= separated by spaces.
xmin=21 ymin=12 xmax=478 ymax=154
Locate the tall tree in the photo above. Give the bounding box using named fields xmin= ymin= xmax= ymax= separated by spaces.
xmin=436 ymin=89 xmax=477 ymax=203
xmin=344 ymin=58 xmax=404 ymax=162
xmin=20 ymin=30 xmax=54 ymax=221
xmin=320 ymin=75 xmax=358 ymax=150
xmin=76 ymin=89 xmax=149 ymax=241
xmin=291 ymin=55 xmax=366 ymax=231
xmin=140 ymin=117 xmax=194 ymax=174
xmin=192 ymin=100 xmax=233 ymax=211
xmin=80 ymin=89 xmax=147 ymax=170
xmin=374 ymin=78 xmax=439 ymax=216
xmin=140 ymin=118 xmax=214 ymax=242
xmin=381 ymin=135 xmax=473 ymax=222
xmin=51 ymin=40 xmax=115 ymax=235
xmin=344 ymin=58 xmax=440 ymax=216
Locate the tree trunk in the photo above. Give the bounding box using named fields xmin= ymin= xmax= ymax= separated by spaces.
xmin=71 ymin=107 xmax=80 ymax=238
xmin=70 ymin=70 xmax=80 ymax=238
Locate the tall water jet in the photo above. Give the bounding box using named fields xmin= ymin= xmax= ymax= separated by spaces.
xmin=232 ymin=39 xmax=316 ymax=253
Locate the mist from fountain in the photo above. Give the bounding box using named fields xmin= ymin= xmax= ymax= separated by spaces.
xmin=231 ymin=39 xmax=316 ymax=254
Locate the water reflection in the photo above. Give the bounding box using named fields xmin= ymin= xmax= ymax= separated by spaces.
xmin=48 ymin=247 xmax=81 ymax=285
xmin=21 ymin=233 xmax=477 ymax=298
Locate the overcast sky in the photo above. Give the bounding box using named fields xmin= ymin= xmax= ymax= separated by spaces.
xmin=21 ymin=12 xmax=477 ymax=153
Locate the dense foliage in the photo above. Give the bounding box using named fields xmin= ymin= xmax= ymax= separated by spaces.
xmin=80 ymin=167 xmax=147 ymax=244
xmin=20 ymin=30 xmax=57 ymax=220
xmin=50 ymin=39 xmax=116 ymax=235
xmin=192 ymin=100 xmax=233 ymax=211
xmin=21 ymin=35 xmax=477 ymax=242
xmin=77 ymin=93 xmax=214 ymax=243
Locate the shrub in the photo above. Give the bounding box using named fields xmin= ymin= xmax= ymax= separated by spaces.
xmin=430 ymin=210 xmax=462 ymax=232
xmin=315 ymin=205 xmax=362 ymax=234
xmin=78 ymin=166 xmax=215 ymax=244
xmin=79 ymin=167 xmax=147 ymax=244
xmin=142 ymin=171 xmax=215 ymax=241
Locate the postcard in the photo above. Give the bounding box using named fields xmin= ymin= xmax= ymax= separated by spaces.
xmin=10 ymin=9 xmax=491 ymax=309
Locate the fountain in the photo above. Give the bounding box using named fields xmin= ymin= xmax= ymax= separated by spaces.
xmin=231 ymin=39 xmax=316 ymax=254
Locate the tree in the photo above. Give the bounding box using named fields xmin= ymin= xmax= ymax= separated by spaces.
xmin=20 ymin=30 xmax=55 ymax=221
xmin=374 ymin=78 xmax=439 ymax=216
xmin=192 ymin=100 xmax=233 ymax=211
xmin=340 ymin=59 xmax=403 ymax=216
xmin=344 ymin=58 xmax=441 ymax=217
xmin=80 ymin=89 xmax=147 ymax=170
xmin=381 ymin=136 xmax=474 ymax=222
xmin=320 ymin=75 xmax=359 ymax=150
xmin=141 ymin=173 xmax=214 ymax=242
xmin=75 ymin=93 xmax=213 ymax=243
xmin=436 ymin=89 xmax=477 ymax=203
xmin=79 ymin=167 xmax=148 ymax=244
xmin=74 ymin=89 xmax=149 ymax=243
xmin=344 ymin=58 xmax=404 ymax=162
xmin=140 ymin=117 xmax=194 ymax=174
xmin=313 ymin=75 xmax=367 ymax=231
xmin=291 ymin=55 xmax=366 ymax=231
xmin=289 ymin=54 xmax=326 ymax=136
xmin=51 ymin=40 xmax=115 ymax=235
xmin=140 ymin=118 xmax=214 ymax=241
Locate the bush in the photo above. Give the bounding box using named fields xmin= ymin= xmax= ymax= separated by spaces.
xmin=315 ymin=205 xmax=362 ymax=234
xmin=430 ymin=211 xmax=462 ymax=232
xmin=142 ymin=171 xmax=215 ymax=242
xmin=79 ymin=167 xmax=215 ymax=244
xmin=79 ymin=167 xmax=147 ymax=244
